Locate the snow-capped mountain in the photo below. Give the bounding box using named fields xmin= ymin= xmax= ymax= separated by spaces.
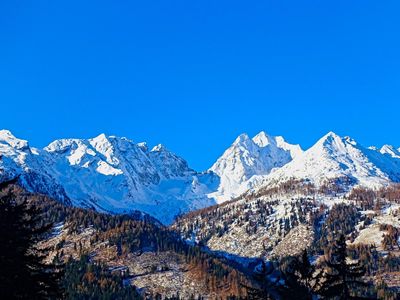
xmin=209 ymin=131 xmax=302 ymax=202
xmin=0 ymin=130 xmax=217 ymax=224
xmin=379 ymin=144 xmax=400 ymax=159
xmin=0 ymin=129 xmax=399 ymax=223
xmin=0 ymin=130 xmax=71 ymax=203
xmin=261 ymin=131 xmax=400 ymax=188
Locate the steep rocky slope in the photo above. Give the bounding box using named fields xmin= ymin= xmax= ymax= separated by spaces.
xmin=1 ymin=129 xmax=399 ymax=224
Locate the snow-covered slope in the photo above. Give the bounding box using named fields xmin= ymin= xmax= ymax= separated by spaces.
xmin=379 ymin=144 xmax=400 ymax=159
xmin=209 ymin=131 xmax=302 ymax=201
xmin=1 ymin=129 xmax=399 ymax=223
xmin=0 ymin=130 xmax=217 ymax=224
xmin=262 ymin=131 xmax=400 ymax=189
xmin=0 ymin=130 xmax=71 ymax=203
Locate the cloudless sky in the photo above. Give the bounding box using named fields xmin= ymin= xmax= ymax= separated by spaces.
xmin=1 ymin=0 xmax=399 ymax=170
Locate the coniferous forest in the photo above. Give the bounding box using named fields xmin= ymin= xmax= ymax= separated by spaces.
xmin=2 ymin=178 xmax=400 ymax=299
xmin=3 ymin=0 xmax=400 ymax=298
xmin=0 ymin=180 xmax=253 ymax=299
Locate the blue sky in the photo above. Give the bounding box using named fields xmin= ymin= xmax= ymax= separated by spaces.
xmin=1 ymin=0 xmax=399 ymax=170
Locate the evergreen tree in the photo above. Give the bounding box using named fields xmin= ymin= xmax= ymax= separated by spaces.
xmin=240 ymin=260 xmax=275 ymax=300
xmin=317 ymin=234 xmax=370 ymax=300
xmin=280 ymin=250 xmax=315 ymax=300
xmin=297 ymin=249 xmax=315 ymax=290
xmin=0 ymin=179 xmax=63 ymax=299
xmin=63 ymin=255 xmax=141 ymax=300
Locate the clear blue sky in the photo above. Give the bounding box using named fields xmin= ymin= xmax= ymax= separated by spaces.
xmin=1 ymin=0 xmax=399 ymax=170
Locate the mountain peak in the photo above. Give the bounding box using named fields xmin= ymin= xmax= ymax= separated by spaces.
xmin=321 ymin=131 xmax=341 ymax=140
xmin=381 ymin=144 xmax=395 ymax=151
xmin=137 ymin=142 xmax=148 ymax=152
xmin=209 ymin=131 xmax=302 ymax=202
xmin=91 ymin=133 xmax=110 ymax=143
xmin=0 ymin=129 xmax=14 ymax=137
xmin=312 ymin=132 xmax=363 ymax=155
xmin=263 ymin=131 xmax=400 ymax=189
xmin=0 ymin=128 xmax=399 ymax=224
xmin=151 ymin=144 xmax=166 ymax=152
xmin=88 ymin=134 xmax=116 ymax=158
xmin=315 ymin=131 xmax=349 ymax=149
xmin=344 ymin=136 xmax=357 ymax=145
xmin=252 ymin=131 xmax=303 ymax=158
xmin=0 ymin=129 xmax=29 ymax=150
xmin=380 ymin=144 xmax=400 ymax=158
xmin=233 ymin=133 xmax=251 ymax=145
xmin=252 ymin=131 xmax=272 ymax=147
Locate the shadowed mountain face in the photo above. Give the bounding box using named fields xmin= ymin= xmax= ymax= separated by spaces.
xmin=0 ymin=129 xmax=399 ymax=224
xmin=0 ymin=130 xmax=218 ymax=224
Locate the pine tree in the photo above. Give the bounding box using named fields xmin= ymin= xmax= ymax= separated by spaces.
xmin=240 ymin=260 xmax=275 ymax=300
xmin=296 ymin=249 xmax=316 ymax=292
xmin=0 ymin=179 xmax=63 ymax=299
xmin=280 ymin=250 xmax=315 ymax=300
xmin=317 ymin=234 xmax=370 ymax=299
xmin=63 ymin=254 xmax=140 ymax=299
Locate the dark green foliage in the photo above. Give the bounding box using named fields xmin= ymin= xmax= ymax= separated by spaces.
xmin=236 ymin=260 xmax=277 ymax=300
xmin=63 ymin=255 xmax=141 ymax=300
xmin=6 ymin=183 xmax=252 ymax=298
xmin=316 ymin=235 xmax=370 ymax=300
xmin=279 ymin=250 xmax=316 ymax=300
xmin=279 ymin=236 xmax=377 ymax=299
xmin=0 ymin=179 xmax=63 ymax=299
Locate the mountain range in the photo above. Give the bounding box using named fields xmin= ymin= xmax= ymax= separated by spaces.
xmin=0 ymin=129 xmax=399 ymax=224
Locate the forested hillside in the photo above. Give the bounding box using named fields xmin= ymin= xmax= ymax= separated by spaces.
xmin=173 ymin=181 xmax=400 ymax=299
xmin=0 ymin=182 xmax=258 ymax=299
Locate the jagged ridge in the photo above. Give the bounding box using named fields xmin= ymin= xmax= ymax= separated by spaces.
xmin=0 ymin=129 xmax=399 ymax=224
